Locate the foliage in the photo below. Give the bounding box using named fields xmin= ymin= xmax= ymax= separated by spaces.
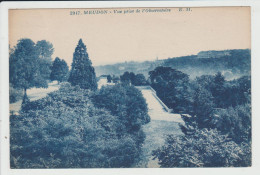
xmin=10 ymin=39 xmax=43 ymax=90
xmin=107 ymin=75 xmax=112 ymax=83
xmin=210 ymin=72 xmax=225 ymax=107
xmin=220 ymin=76 xmax=251 ymax=107
xmin=120 ymin=71 xmax=148 ymax=86
xmin=111 ymin=75 xmax=120 ymax=83
xmin=92 ymin=84 xmax=150 ymax=132
xmin=9 ymin=84 xmax=23 ymax=103
xmin=50 ymin=57 xmax=69 ymax=83
xmin=149 ymin=66 xmax=192 ymax=113
xmin=9 ymin=39 xmax=54 ymax=96
xmin=68 ymin=39 xmax=97 ymax=90
xmin=213 ymin=104 xmax=251 ymax=144
xmin=153 ymin=129 xmax=250 ymax=167
xmin=151 ymin=69 xmax=251 ymax=167
xmin=10 ymin=83 xmax=149 ymax=168
xmin=190 ymin=74 xmax=251 ymax=110
xmin=192 ymin=86 xmax=215 ymax=128
xmin=120 ymin=71 xmax=131 ymax=84
xmin=36 ymin=40 xmax=54 ymax=84
xmin=36 ymin=40 xmax=54 ymax=61
xmin=133 ymin=74 xmax=147 ymax=86
xmin=180 ymin=73 xmax=251 ymax=135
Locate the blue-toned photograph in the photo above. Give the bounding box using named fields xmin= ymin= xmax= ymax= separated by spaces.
xmin=9 ymin=7 xmax=251 ymax=168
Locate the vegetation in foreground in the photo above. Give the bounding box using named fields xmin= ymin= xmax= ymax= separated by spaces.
xmin=10 ymin=38 xmax=150 ymax=168
xmin=151 ymin=67 xmax=251 ymax=167
xmin=9 ymin=37 xmax=251 ymax=168
xmin=10 ymin=83 xmax=150 ymax=168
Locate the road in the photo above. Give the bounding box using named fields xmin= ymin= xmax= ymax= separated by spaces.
xmin=141 ymin=89 xmax=183 ymax=122
xmin=138 ymin=87 xmax=184 ymax=168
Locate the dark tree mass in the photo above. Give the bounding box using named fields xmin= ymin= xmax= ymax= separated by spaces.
xmin=68 ymin=39 xmax=97 ymax=90
xmin=149 ymin=66 xmax=191 ymax=113
xmin=152 ymin=70 xmax=251 ymax=167
xmin=50 ymin=57 xmax=69 ymax=83
xmin=10 ymin=83 xmax=149 ymax=168
xmin=9 ymin=39 xmax=54 ymax=99
xmin=120 ymin=71 xmax=148 ymax=86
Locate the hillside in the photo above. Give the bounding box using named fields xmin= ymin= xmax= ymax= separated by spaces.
xmin=95 ymin=49 xmax=251 ymax=80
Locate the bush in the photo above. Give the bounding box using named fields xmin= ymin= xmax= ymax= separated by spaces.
xmin=92 ymin=84 xmax=150 ymax=132
xmin=10 ymin=83 xmax=149 ymax=168
xmin=9 ymin=85 xmax=23 ymax=103
xmin=152 ymin=129 xmax=250 ymax=167
xmin=149 ymin=66 xmax=192 ymax=113
xmin=213 ymin=104 xmax=251 ymax=144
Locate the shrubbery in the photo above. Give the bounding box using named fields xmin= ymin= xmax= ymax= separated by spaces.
xmin=92 ymin=84 xmax=150 ymax=130
xmin=213 ymin=104 xmax=251 ymax=144
xmin=150 ymin=68 xmax=251 ymax=167
xmin=10 ymin=83 xmax=150 ymax=168
xmin=153 ymin=129 xmax=249 ymax=167
xmin=9 ymin=84 xmax=23 ymax=103
xmin=149 ymin=66 xmax=192 ymax=113
xmin=120 ymin=72 xmax=148 ymax=86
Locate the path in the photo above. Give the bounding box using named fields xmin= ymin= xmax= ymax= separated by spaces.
xmin=10 ymin=81 xmax=60 ymax=114
xmin=137 ymin=86 xmax=184 ymax=168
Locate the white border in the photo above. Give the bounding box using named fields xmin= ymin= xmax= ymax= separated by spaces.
xmin=1 ymin=1 xmax=260 ymax=175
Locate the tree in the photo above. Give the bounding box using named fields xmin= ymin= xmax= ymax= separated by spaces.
xmin=149 ymin=66 xmax=191 ymax=113
xmin=211 ymin=72 xmax=225 ymax=107
xmin=192 ymin=86 xmax=215 ymax=128
xmin=129 ymin=72 xmax=135 ymax=84
xmin=214 ymin=104 xmax=251 ymax=144
xmin=36 ymin=40 xmax=54 ymax=83
xmin=68 ymin=39 xmax=97 ymax=90
xmin=153 ymin=129 xmax=248 ymax=167
xmin=50 ymin=57 xmax=69 ymax=83
xmin=36 ymin=40 xmax=54 ymax=60
xmin=11 ymin=83 xmax=147 ymax=168
xmin=221 ymin=76 xmax=251 ymax=108
xmin=9 ymin=39 xmax=50 ymax=98
xmin=92 ymin=84 xmax=150 ymax=132
xmin=107 ymin=75 xmax=112 ymax=83
xmin=9 ymin=84 xmax=23 ymax=104
xmin=112 ymin=75 xmax=120 ymax=83
xmin=120 ymin=71 xmax=131 ymax=84
xmin=133 ymin=74 xmax=147 ymax=86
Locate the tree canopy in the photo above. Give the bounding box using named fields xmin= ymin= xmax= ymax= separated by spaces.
xmin=68 ymin=39 xmax=97 ymax=90
xmin=150 ymin=68 xmax=251 ymax=167
xmin=50 ymin=57 xmax=69 ymax=83
xmin=9 ymin=39 xmax=54 ymax=94
xmin=11 ymin=83 xmax=150 ymax=168
xmin=149 ymin=66 xmax=191 ymax=113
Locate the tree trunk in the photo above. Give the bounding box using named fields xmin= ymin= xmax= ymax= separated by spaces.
xmin=24 ymin=88 xmax=27 ymax=97
xmin=22 ymin=88 xmax=29 ymax=106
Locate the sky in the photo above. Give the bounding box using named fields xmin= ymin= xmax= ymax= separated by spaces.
xmin=9 ymin=7 xmax=250 ymax=66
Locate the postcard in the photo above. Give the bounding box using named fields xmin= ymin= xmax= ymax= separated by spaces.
xmin=1 ymin=1 xmax=260 ymax=175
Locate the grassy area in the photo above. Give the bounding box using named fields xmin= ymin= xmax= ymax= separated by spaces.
xmin=138 ymin=120 xmax=183 ymax=168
